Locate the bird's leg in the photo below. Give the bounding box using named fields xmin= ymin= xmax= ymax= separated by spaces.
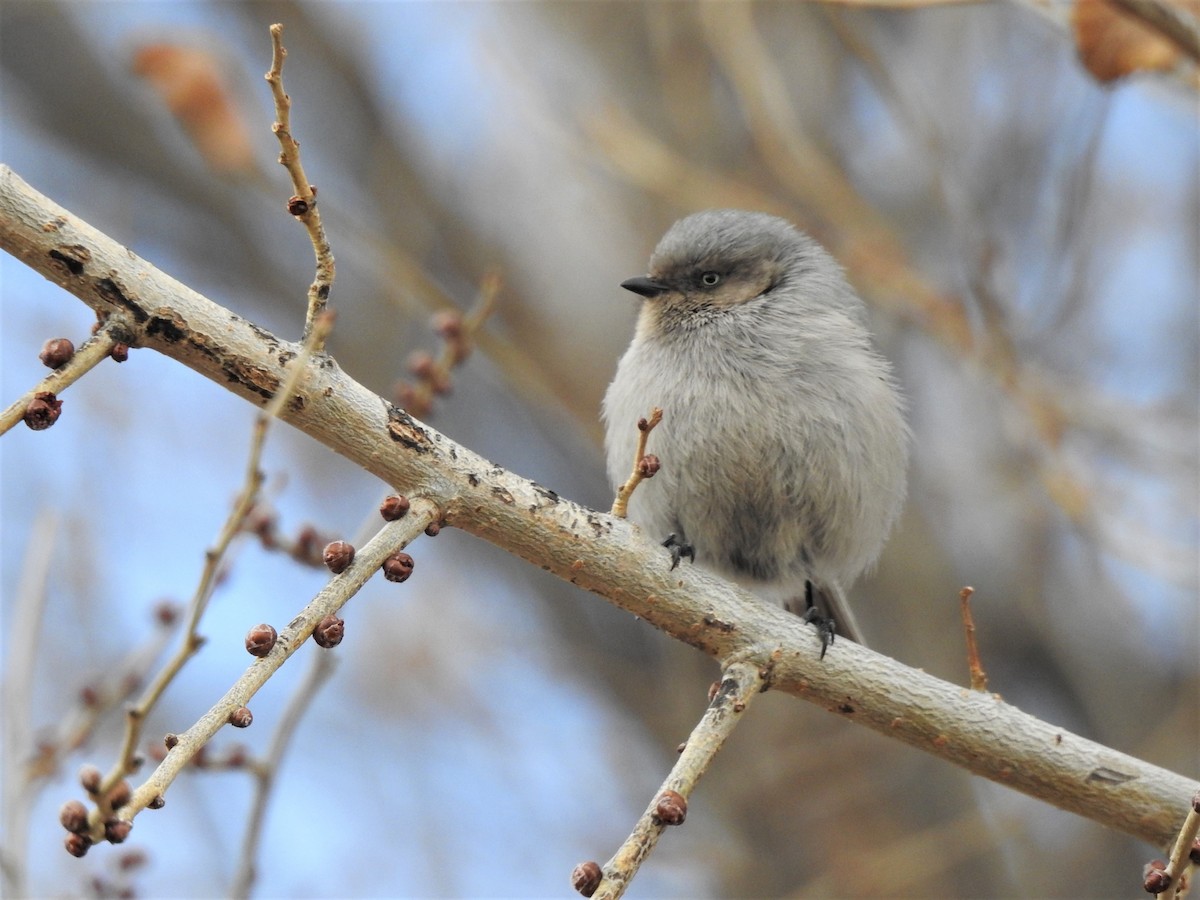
xmin=662 ymin=532 xmax=695 ymax=570
xmin=799 ymin=580 xmax=837 ymax=660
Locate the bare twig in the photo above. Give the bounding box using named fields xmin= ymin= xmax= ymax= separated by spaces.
xmin=37 ymin=604 xmax=180 ymax=779
xmin=265 ymin=23 xmax=335 ymax=348
xmin=104 ymin=502 xmax=437 ymax=838
xmin=959 ymin=586 xmax=988 ymax=692
xmin=230 ymin=650 xmax=336 ymax=899
xmin=593 ymin=660 xmax=766 ymax=899
xmin=0 ymin=509 xmax=58 ymax=897
xmin=1162 ymin=792 xmax=1200 ymax=898
xmin=1 ymin=165 xmax=1196 ymax=854
xmin=397 ymin=270 xmax=501 ymax=418
xmin=610 ymin=407 xmax=662 ymax=518
xmin=94 ymin=310 xmax=336 ymax=811
xmin=0 ymin=321 xmax=121 ymax=435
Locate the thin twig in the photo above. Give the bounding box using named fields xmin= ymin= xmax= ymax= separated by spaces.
xmin=95 ymin=312 xmax=336 ymax=810
xmin=1163 ymin=793 xmax=1200 ymax=899
xmin=107 ymin=502 xmax=438 ymax=835
xmin=0 ymin=321 xmax=121 ymax=435
xmin=39 ymin=605 xmax=181 ymax=777
xmin=593 ymin=659 xmax=766 ymax=899
xmin=959 ymin=586 xmax=988 ymax=692
xmin=265 ymin=23 xmax=335 ymax=349
xmin=0 ymin=509 xmax=58 ymax=897
xmin=398 ymin=270 xmax=502 ymax=418
xmin=230 ymin=650 xmax=336 ymax=899
xmin=610 ymin=407 xmax=662 ymax=518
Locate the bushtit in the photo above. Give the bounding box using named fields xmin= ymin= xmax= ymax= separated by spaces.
xmin=603 ymin=210 xmax=908 ymax=652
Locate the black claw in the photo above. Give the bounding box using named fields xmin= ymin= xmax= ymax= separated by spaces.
xmin=800 ymin=580 xmax=837 ymax=660
xmin=662 ymin=533 xmax=695 ymax=570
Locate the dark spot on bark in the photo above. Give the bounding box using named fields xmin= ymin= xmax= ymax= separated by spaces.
xmin=226 ymin=360 xmax=280 ymax=400
xmin=531 ymin=484 xmax=560 ymax=505
xmin=146 ymin=315 xmax=186 ymax=344
xmin=96 ymin=277 xmax=148 ymax=322
xmin=49 ymin=246 xmax=89 ymax=275
xmin=1086 ymin=767 xmax=1135 ymax=785
xmin=585 ymin=514 xmax=610 ymax=537
xmin=386 ymin=404 xmax=433 ymax=453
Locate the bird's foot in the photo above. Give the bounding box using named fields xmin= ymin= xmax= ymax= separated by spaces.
xmin=662 ymin=533 xmax=695 ymax=570
xmin=801 ymin=606 xmax=837 ymax=660
xmin=800 ymin=580 xmax=836 ymax=660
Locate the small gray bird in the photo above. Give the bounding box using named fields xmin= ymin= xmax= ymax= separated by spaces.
xmin=603 ymin=210 xmax=909 ymax=652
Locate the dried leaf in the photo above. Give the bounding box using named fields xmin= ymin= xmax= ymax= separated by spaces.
xmin=132 ymin=43 xmax=255 ymax=174
xmin=1071 ymin=0 xmax=1191 ymax=82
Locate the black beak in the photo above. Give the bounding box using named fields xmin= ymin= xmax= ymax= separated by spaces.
xmin=620 ymin=275 xmax=670 ymax=298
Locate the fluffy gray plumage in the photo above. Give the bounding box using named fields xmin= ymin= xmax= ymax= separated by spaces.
xmin=602 ymin=210 xmax=909 ymax=644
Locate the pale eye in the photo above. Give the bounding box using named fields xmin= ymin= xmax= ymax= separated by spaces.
xmin=701 ymin=272 xmax=721 ymax=286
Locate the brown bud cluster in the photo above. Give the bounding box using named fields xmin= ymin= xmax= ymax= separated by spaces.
xmin=637 ymin=454 xmax=661 ymax=478
xmin=117 ymin=848 xmax=148 ymax=871
xmin=24 ymin=392 xmax=62 ymax=430
xmin=79 ymin=764 xmax=102 ymax=794
xmin=245 ymin=623 xmax=278 ymax=658
xmin=294 ymin=525 xmax=326 ymax=567
xmin=654 ymin=790 xmax=687 ymax=826
xmin=313 ymin=615 xmax=344 ymax=648
xmin=432 ymin=310 xmax=471 ymax=365
xmin=229 ymin=706 xmax=253 ymax=728
xmin=154 ymin=599 xmax=182 ymax=627
xmin=1143 ymin=859 xmax=1170 ymax=894
xmin=382 ymin=552 xmax=415 ymax=583
xmin=432 ymin=310 xmax=464 ymax=340
xmin=106 ymin=780 xmax=131 ymax=809
xmin=287 ymin=195 xmax=310 ymax=216
xmin=104 ymin=819 xmax=132 ymax=844
xmin=148 ymin=795 xmax=166 ymax=810
xmin=164 ymin=733 xmax=179 ymax=750
xmin=245 ymin=506 xmax=278 ymax=547
xmin=39 ymin=337 xmax=75 ymax=369
xmin=59 ymin=800 xmax=90 ymax=834
xmin=407 ymin=353 xmax=452 ymax=397
xmin=323 ymin=540 xmax=355 ymax=574
xmin=424 ymin=523 xmax=441 ymax=537
xmin=571 ymin=861 xmax=603 ymax=897
xmin=394 ymin=383 xmax=432 ymax=419
xmin=380 ymin=494 xmax=410 ymax=521
xmin=110 ymin=343 xmax=130 ymax=363
xmin=64 ymin=833 xmax=92 ymax=858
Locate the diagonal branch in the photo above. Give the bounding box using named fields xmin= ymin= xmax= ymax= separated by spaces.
xmin=0 ymin=163 xmax=1195 ymax=852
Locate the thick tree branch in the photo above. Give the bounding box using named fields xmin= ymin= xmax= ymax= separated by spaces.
xmin=0 ymin=164 xmax=1195 ymax=851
